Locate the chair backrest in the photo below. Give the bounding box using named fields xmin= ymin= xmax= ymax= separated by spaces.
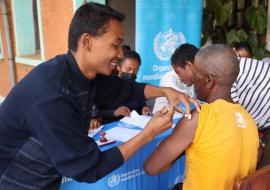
xmin=234 ymin=164 xmax=270 ymax=190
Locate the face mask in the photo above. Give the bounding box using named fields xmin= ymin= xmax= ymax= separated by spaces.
xmin=119 ymin=72 xmax=137 ymax=81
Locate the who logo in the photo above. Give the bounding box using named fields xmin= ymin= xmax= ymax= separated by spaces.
xmin=154 ymin=28 xmax=186 ymax=61
xmin=107 ymin=174 xmax=121 ymax=187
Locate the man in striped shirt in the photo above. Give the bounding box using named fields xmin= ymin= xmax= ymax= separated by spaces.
xmin=231 ymin=57 xmax=270 ymax=168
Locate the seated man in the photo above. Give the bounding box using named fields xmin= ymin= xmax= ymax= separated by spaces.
xmin=155 ymin=42 xmax=270 ymax=168
xmin=144 ymin=44 xmax=259 ymax=190
xmin=152 ymin=44 xmax=198 ymax=113
xmin=90 ymin=50 xmax=151 ymax=128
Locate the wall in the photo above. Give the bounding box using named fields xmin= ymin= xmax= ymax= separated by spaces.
xmin=41 ymin=0 xmax=73 ymax=59
xmin=0 ymin=0 xmax=74 ymax=97
xmin=0 ymin=0 xmax=125 ymax=98
xmin=108 ymin=0 xmax=135 ymax=49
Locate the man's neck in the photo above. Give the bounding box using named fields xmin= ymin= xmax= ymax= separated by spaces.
xmin=206 ymin=87 xmax=234 ymax=104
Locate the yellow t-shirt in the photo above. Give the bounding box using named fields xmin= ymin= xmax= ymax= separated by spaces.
xmin=183 ymin=99 xmax=259 ymax=190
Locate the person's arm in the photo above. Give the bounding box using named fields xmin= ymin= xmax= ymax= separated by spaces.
xmin=119 ymin=106 xmax=175 ymax=161
xmin=144 ymin=110 xmax=199 ymax=175
xmin=95 ymin=75 xmax=200 ymax=116
xmin=25 ymin=97 xmax=124 ymax=183
xmin=144 ymin=85 xmax=200 ymax=115
xmin=98 ymin=108 xmax=117 ymax=120
xmin=99 ymin=106 xmax=130 ymax=122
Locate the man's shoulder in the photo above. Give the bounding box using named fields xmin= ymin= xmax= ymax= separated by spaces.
xmin=161 ymin=70 xmax=177 ymax=79
xmin=35 ymin=54 xmax=68 ymax=77
xmin=238 ymin=57 xmax=269 ymax=73
xmin=159 ymin=70 xmax=179 ymax=85
xmin=6 ymin=54 xmax=70 ymax=108
xmin=24 ymin=54 xmax=68 ymax=85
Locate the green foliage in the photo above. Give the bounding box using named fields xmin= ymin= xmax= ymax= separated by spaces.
xmin=202 ymin=1 xmax=269 ymax=59
xmin=215 ymin=2 xmax=233 ymax=25
xmin=246 ymin=5 xmax=267 ymax=34
xmin=226 ymin=29 xmax=248 ymax=46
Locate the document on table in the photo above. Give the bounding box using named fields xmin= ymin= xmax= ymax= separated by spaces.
xmin=120 ymin=110 xmax=151 ymax=128
xmin=105 ymin=127 xmax=141 ymax=142
xmin=120 ymin=110 xmax=183 ymax=128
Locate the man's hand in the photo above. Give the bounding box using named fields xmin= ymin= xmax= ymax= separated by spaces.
xmin=141 ymin=106 xmax=151 ymax=115
xmin=163 ymin=87 xmax=200 ymax=115
xmin=114 ymin=106 xmax=131 ymax=117
xmin=118 ymin=106 xmax=174 ymax=161
xmin=144 ymin=85 xmax=200 ymax=117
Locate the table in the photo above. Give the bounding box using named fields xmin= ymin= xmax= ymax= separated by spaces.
xmin=60 ymin=118 xmax=186 ymax=190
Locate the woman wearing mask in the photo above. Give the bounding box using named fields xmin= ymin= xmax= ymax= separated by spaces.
xmin=89 ymin=50 xmax=151 ymax=129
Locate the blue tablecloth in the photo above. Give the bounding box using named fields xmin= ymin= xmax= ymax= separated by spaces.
xmin=60 ymin=110 xmax=189 ymax=190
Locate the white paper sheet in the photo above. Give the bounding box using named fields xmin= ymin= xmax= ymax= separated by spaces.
xmin=120 ymin=110 xmax=151 ymax=128
xmin=105 ymin=127 xmax=141 ymax=142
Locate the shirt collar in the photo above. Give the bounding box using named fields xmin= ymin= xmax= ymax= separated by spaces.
xmin=65 ymin=51 xmax=94 ymax=89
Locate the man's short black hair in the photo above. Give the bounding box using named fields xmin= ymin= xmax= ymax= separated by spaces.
xmin=68 ymin=2 xmax=125 ymax=51
xmin=233 ymin=42 xmax=252 ymax=55
xmin=119 ymin=50 xmax=141 ymax=66
xmin=121 ymin=45 xmax=131 ymax=52
xmin=171 ymin=43 xmax=199 ymax=68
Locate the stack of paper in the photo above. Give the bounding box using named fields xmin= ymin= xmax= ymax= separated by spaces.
xmin=120 ymin=110 xmax=151 ymax=128
xmin=105 ymin=127 xmax=141 ymax=142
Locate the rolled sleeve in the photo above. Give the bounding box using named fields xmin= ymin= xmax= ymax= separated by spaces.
xmin=130 ymin=81 xmax=146 ymax=102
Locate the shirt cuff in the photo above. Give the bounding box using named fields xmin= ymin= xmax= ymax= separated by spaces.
xmin=132 ymin=82 xmax=147 ymax=101
xmin=102 ymin=146 xmax=124 ymax=172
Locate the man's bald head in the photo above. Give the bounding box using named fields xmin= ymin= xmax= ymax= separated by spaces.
xmin=194 ymin=44 xmax=239 ymax=86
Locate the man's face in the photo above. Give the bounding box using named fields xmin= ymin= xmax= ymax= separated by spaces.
xmin=87 ymin=19 xmax=124 ymax=76
xmin=173 ymin=64 xmax=194 ymax=86
xmin=117 ymin=58 xmax=140 ymax=75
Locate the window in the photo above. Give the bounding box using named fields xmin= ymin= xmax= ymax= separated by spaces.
xmin=73 ymin=0 xmax=106 ymax=11
xmin=12 ymin=0 xmax=44 ymax=66
xmin=0 ymin=32 xmax=4 ymax=59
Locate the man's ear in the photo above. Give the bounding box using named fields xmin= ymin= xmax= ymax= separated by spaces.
xmin=233 ymin=48 xmax=239 ymax=57
xmin=81 ymin=33 xmax=92 ymax=50
xmin=185 ymin=61 xmax=193 ymax=70
xmin=206 ymin=74 xmax=215 ymax=89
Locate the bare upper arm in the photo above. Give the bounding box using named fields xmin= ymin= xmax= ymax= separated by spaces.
xmin=144 ymin=110 xmax=199 ymax=175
